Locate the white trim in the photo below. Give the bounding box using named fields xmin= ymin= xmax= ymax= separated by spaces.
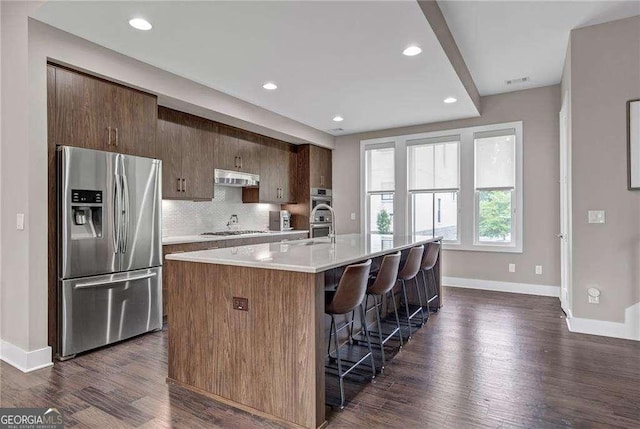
xmin=443 ymin=276 xmax=560 ymax=297
xmin=565 ymin=302 xmax=640 ymax=341
xmin=0 ymin=340 xmax=53 ymax=373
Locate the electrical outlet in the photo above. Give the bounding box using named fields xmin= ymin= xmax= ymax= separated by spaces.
xmin=588 ymin=210 xmax=605 ymax=224
xmin=233 ymin=297 xmax=249 ymax=311
xmin=350 ymin=212 xmax=356 ymax=221
xmin=16 ymin=213 xmax=25 ymax=231
xmin=587 ymin=287 xmax=600 ymax=305
xmin=535 ymin=265 xmax=543 ymax=275
xmin=508 ymin=263 xmax=516 ymax=273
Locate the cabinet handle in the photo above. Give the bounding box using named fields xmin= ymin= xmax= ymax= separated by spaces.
xmin=107 ymin=127 xmax=112 ymax=146
xmin=234 ymin=156 xmax=238 ymax=168
xmin=321 ymin=175 xmax=324 ymax=186
xmin=114 ymin=127 xmax=119 ymax=147
xmin=177 ymin=178 xmax=182 ymax=192
xmin=182 ymin=178 xmax=186 ymax=193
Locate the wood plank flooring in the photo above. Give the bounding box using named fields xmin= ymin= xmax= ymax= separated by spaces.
xmin=2 ymin=287 xmax=639 ymax=428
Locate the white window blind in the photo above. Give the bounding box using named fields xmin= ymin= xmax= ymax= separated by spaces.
xmin=408 ymin=136 xmax=459 ymax=191
xmin=366 ymin=146 xmax=395 ymax=192
xmin=474 ymin=130 xmax=515 ymax=190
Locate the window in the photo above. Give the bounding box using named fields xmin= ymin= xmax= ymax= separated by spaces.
xmin=407 ymin=136 xmax=459 ymax=241
xmin=364 ymin=145 xmax=394 ymax=235
xmin=361 ymin=121 xmax=523 ymax=253
xmin=474 ymin=130 xmax=516 ymax=245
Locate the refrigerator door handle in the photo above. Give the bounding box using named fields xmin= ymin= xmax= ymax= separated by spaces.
xmin=74 ymin=272 xmax=157 ymax=289
xmin=113 ymin=169 xmax=121 ymax=254
xmin=121 ymin=172 xmax=130 ymax=253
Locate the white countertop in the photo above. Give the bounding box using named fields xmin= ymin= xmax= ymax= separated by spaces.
xmin=165 ymin=233 xmax=442 ymax=273
xmin=162 ymin=230 xmax=309 ymax=245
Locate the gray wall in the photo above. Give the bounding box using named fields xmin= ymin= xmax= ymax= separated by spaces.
xmin=568 ymin=16 xmax=640 ymax=322
xmin=333 ymin=85 xmax=561 ymax=287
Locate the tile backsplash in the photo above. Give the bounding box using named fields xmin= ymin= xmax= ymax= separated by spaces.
xmin=162 ymin=185 xmax=280 ymax=237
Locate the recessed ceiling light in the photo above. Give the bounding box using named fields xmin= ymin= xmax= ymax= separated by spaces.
xmin=402 ymin=46 xmax=422 ymax=56
xmin=262 ymin=82 xmax=278 ymax=90
xmin=333 ymin=116 xmax=344 ymax=122
xmin=129 ymin=18 xmax=152 ymax=31
xmin=444 ymin=97 xmax=457 ymax=104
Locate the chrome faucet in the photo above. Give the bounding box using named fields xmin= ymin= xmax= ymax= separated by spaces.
xmin=310 ymin=203 xmax=336 ymax=243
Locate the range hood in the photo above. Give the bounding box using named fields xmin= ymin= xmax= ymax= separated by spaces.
xmin=214 ymin=169 xmax=260 ymax=187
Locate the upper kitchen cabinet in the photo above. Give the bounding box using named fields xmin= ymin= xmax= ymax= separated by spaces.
xmin=214 ymin=125 xmax=260 ymax=174
xmin=309 ymin=145 xmax=332 ymax=189
xmin=243 ymin=137 xmax=296 ymax=203
xmin=50 ymin=65 xmax=157 ymax=158
xmin=157 ymin=107 xmax=215 ymax=200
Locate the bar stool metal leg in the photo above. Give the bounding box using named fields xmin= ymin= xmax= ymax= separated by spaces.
xmin=359 ymin=302 xmax=376 ymax=380
xmin=400 ymin=279 xmax=413 ymax=339
xmin=420 ymin=269 xmax=431 ymax=320
xmin=413 ymin=276 xmax=426 ymax=325
xmin=428 ymin=268 xmax=439 ymax=312
xmin=330 ymin=315 xmax=346 ymax=409
xmin=372 ymin=295 xmax=386 ymax=370
xmin=389 ymin=290 xmax=404 ymax=348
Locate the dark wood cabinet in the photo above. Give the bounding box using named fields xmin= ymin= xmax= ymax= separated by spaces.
xmin=214 ymin=125 xmax=260 ymax=174
xmin=283 ymin=144 xmax=333 ymax=230
xmin=111 ymin=83 xmax=157 ymax=158
xmin=244 ymin=137 xmax=296 ymax=203
xmin=51 ymin=65 xmax=156 ymax=156
xmin=157 ymin=107 xmax=215 ymax=200
xmin=309 ymin=145 xmax=332 ymax=189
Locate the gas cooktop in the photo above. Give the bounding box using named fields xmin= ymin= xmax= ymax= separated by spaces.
xmin=201 ymin=230 xmax=268 ymax=237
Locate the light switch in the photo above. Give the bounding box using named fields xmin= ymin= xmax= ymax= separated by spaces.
xmin=350 ymin=212 xmax=356 ymax=221
xmin=535 ymin=265 xmax=543 ymax=275
xmin=508 ymin=263 xmax=516 ymax=273
xmin=588 ymin=210 xmax=605 ymax=224
xmin=16 ymin=213 xmax=25 ymax=230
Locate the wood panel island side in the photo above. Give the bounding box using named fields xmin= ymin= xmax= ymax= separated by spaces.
xmin=164 ymin=234 xmax=442 ymax=429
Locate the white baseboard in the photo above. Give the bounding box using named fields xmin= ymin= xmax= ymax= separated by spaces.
xmin=565 ymin=302 xmax=640 ymax=341
xmin=443 ymin=276 xmax=560 ymax=297
xmin=0 ymin=340 xmax=53 ymax=373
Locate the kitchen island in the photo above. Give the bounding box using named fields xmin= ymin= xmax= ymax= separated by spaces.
xmin=165 ymin=234 xmax=442 ymax=429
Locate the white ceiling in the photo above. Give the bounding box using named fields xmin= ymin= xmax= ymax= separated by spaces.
xmin=439 ymin=0 xmax=640 ymax=95
xmin=32 ymin=0 xmax=480 ymax=136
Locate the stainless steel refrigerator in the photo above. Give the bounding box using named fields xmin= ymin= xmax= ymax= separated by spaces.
xmin=58 ymin=146 xmax=163 ymax=359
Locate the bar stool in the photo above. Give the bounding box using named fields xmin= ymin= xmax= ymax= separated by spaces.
xmin=419 ymin=242 xmax=441 ymax=319
xmin=395 ymin=245 xmax=425 ymax=340
xmin=362 ymin=251 xmax=402 ymax=372
xmin=325 ymin=259 xmax=375 ymax=409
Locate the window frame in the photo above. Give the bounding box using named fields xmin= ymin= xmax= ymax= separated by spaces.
xmin=360 ymin=121 xmax=523 ymax=253
xmin=361 ymin=142 xmax=396 ymax=235
xmin=406 ymin=136 xmax=461 ymax=244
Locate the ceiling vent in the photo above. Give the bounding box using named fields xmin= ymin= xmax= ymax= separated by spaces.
xmin=506 ymin=76 xmax=530 ymax=85
xmin=330 ymin=128 xmax=344 ymax=132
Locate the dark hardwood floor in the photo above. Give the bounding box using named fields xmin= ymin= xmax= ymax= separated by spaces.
xmin=2 ymin=287 xmax=639 ymax=428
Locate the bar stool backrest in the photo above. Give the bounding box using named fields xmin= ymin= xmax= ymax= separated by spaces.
xmin=326 ymin=259 xmax=372 ymax=315
xmin=397 ymin=245 xmax=424 ymax=281
xmin=421 ymin=242 xmax=441 ymax=270
xmin=368 ymin=252 xmax=401 ymax=295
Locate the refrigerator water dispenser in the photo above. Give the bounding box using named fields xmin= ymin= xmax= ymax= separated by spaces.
xmin=70 ymin=189 xmax=102 ymax=239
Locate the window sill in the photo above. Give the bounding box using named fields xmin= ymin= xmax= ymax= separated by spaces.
xmin=442 ymin=243 xmax=523 ymax=254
